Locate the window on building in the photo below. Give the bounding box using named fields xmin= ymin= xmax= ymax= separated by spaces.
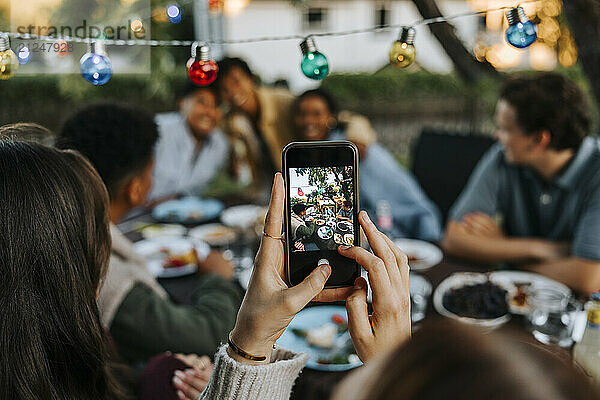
xmin=375 ymin=4 xmax=390 ymax=28
xmin=304 ymin=8 xmax=327 ymax=30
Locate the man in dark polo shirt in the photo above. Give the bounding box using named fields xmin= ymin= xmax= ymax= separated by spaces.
xmin=443 ymin=73 xmax=600 ymax=295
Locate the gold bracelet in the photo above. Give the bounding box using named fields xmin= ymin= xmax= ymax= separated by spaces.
xmin=228 ymin=333 xmax=268 ymax=362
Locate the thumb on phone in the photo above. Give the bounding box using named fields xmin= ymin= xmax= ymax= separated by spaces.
xmin=286 ymin=263 xmax=331 ymax=310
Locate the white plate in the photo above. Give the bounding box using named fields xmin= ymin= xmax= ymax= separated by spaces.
xmin=137 ymin=223 xmax=187 ymax=239
xmin=221 ymin=205 xmax=267 ymax=230
xmin=189 ymin=223 xmax=237 ymax=246
xmin=133 ymin=237 xmax=201 ymax=278
xmin=489 ymin=270 xmax=571 ymax=315
xmin=433 ymin=272 xmax=515 ymax=330
xmin=318 ymin=226 xmax=334 ymax=240
xmin=393 ymin=239 xmax=443 ymax=271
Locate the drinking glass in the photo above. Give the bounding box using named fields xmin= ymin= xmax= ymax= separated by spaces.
xmin=528 ymin=287 xmax=580 ymax=348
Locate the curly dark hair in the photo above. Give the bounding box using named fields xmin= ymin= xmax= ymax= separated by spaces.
xmin=499 ymin=73 xmax=591 ymax=151
xmin=56 ymin=103 xmax=158 ymax=200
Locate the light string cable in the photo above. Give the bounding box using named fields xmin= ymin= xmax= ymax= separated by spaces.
xmin=0 ymin=0 xmax=541 ymax=47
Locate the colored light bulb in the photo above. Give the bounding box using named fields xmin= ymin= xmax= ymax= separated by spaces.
xmin=0 ymin=34 xmax=18 ymax=80
xmin=299 ymin=36 xmax=329 ymax=80
xmin=166 ymin=4 xmax=182 ymax=23
xmin=80 ymin=41 xmax=113 ymax=85
xmin=389 ymin=27 xmax=416 ymax=68
xmin=18 ymin=45 xmax=31 ymax=64
xmin=505 ymin=7 xmax=537 ymax=49
xmin=187 ymin=42 xmax=218 ymax=86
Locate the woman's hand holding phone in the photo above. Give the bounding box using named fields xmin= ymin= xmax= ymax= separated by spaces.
xmin=228 ymin=173 xmax=411 ymax=366
xmin=340 ymin=211 xmax=412 ymax=362
xmin=228 ymin=173 xmax=353 ymax=365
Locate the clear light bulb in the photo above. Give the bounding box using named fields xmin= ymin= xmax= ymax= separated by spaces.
xmin=299 ymin=36 xmax=329 ymax=80
xmin=389 ymin=27 xmax=416 ymax=68
xmin=80 ymin=41 xmax=113 ymax=86
xmin=0 ymin=34 xmax=18 ymax=80
xmin=166 ymin=4 xmax=182 ymax=23
xmin=505 ymin=7 xmax=537 ymax=49
xmin=186 ymin=42 xmax=218 ymax=86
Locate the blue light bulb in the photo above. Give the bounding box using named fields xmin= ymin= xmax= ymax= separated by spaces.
xmin=18 ymin=45 xmax=31 ymax=64
xmin=505 ymin=7 xmax=537 ymax=49
xmin=166 ymin=4 xmax=182 ymax=24
xmin=80 ymin=41 xmax=112 ymax=85
xmin=299 ymin=36 xmax=329 ymax=80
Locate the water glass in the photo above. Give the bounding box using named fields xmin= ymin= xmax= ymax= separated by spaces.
xmin=528 ymin=287 xmax=580 ymax=348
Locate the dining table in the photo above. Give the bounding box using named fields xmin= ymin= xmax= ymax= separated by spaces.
xmin=119 ymin=207 xmax=576 ymax=400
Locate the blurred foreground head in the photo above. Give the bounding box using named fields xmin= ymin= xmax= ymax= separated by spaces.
xmin=0 ymin=138 xmax=125 ymax=398
xmin=0 ymin=122 xmax=54 ymax=145
xmin=333 ymin=320 xmax=598 ymax=400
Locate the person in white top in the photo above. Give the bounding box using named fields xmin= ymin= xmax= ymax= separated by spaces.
xmin=150 ymin=83 xmax=230 ymax=200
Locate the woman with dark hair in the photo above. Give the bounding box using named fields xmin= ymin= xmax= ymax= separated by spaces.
xmin=0 ymin=139 xmax=127 ymax=399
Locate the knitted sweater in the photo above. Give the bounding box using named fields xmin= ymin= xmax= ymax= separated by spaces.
xmin=199 ymin=345 xmax=308 ymax=400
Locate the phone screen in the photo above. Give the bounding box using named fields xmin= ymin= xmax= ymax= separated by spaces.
xmin=284 ymin=142 xmax=360 ymax=288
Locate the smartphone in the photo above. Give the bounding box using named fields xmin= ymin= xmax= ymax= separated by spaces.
xmin=283 ymin=141 xmax=360 ymax=288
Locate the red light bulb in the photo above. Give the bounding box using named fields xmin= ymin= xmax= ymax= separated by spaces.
xmin=186 ymin=42 xmax=218 ymax=86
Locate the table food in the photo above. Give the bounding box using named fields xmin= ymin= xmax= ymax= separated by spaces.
xmin=277 ymin=306 xmax=362 ymax=371
xmin=315 ymin=219 xmax=326 ymax=225
xmin=221 ymin=205 xmax=267 ymax=230
xmin=161 ymin=247 xmax=197 ymax=269
xmin=488 ymin=271 xmax=571 ymax=315
xmin=334 ymin=233 xmax=343 ymax=245
xmin=337 ymin=222 xmax=350 ymax=232
xmin=327 ymin=221 xmax=336 ymax=227
xmin=152 ymin=197 xmax=224 ymax=224
xmin=442 ymin=281 xmax=509 ymax=319
xmin=188 ymin=223 xmax=237 ymax=246
xmin=317 ymin=226 xmax=334 ymax=240
xmin=137 ymin=223 xmax=186 ymax=239
xmin=343 ymin=234 xmax=354 ymax=246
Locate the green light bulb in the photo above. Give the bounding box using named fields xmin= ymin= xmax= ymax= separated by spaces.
xmin=389 ymin=27 xmax=416 ymax=69
xmin=0 ymin=34 xmax=18 ymax=80
xmin=299 ymin=37 xmax=329 ymax=80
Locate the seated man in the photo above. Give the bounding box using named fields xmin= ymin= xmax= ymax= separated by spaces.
xmin=293 ymin=88 xmax=442 ymax=242
xmin=291 ymin=204 xmax=316 ymax=247
xmin=443 ymin=73 xmax=600 ymax=295
xmin=150 ymin=82 xmax=229 ymax=200
xmin=57 ymin=104 xmax=242 ymax=365
xmin=337 ymin=200 xmax=354 ymax=222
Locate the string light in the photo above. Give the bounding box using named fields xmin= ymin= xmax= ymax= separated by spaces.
xmin=505 ymin=7 xmax=538 ymax=49
xmin=299 ymin=36 xmax=329 ymax=80
xmin=389 ymin=27 xmax=416 ymax=68
xmin=0 ymin=33 xmax=18 ymax=80
xmin=0 ymin=0 xmax=546 ymax=82
xmin=166 ymin=4 xmax=182 ymax=24
xmin=187 ymin=42 xmax=218 ymax=85
xmin=17 ymin=45 xmax=31 ymax=64
xmin=80 ymin=41 xmax=113 ymax=85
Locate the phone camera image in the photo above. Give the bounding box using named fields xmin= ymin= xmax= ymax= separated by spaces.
xmin=289 ymin=166 xmax=355 ymax=253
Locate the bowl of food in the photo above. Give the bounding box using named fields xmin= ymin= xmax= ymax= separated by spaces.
xmin=433 ymin=272 xmax=515 ymax=329
xmin=188 ymin=223 xmax=237 ymax=246
xmin=317 ymin=226 xmax=334 ymax=240
xmin=343 ymin=234 xmax=354 ymax=246
xmin=277 ymin=306 xmax=362 ymax=371
xmin=334 ymin=233 xmax=343 ymax=245
xmin=314 ymin=219 xmax=326 ymax=226
xmin=337 ymin=222 xmax=350 ymax=232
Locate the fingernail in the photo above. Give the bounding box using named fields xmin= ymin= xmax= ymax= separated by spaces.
xmin=177 ymin=391 xmax=185 ymax=400
xmin=320 ymin=264 xmax=331 ymax=278
xmin=361 ymin=212 xmax=372 ymax=224
xmin=173 ymin=376 xmax=183 ymax=386
xmin=175 ymin=370 xmax=186 ymax=379
xmin=184 ymin=368 xmax=197 ymax=376
xmin=339 ymin=245 xmax=352 ymax=250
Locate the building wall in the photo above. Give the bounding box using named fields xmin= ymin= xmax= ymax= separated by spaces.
xmin=223 ymin=0 xmax=480 ymax=92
